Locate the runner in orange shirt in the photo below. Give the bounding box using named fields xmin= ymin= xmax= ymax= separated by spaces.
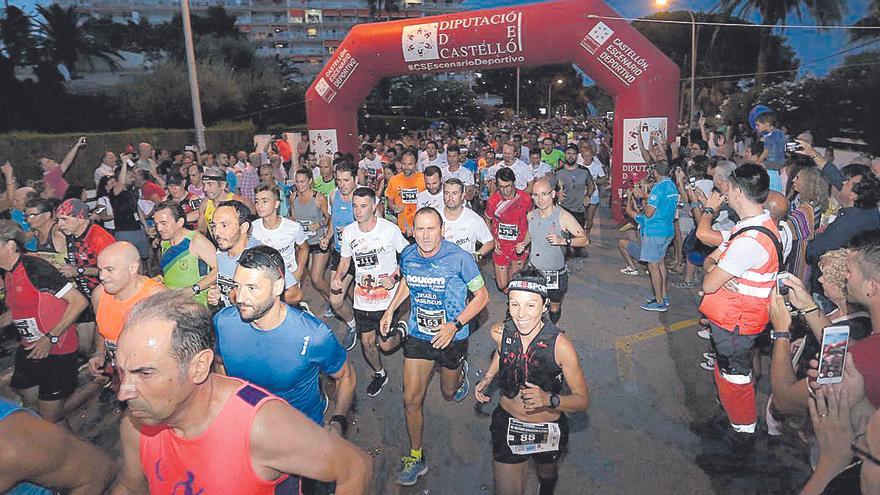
xmin=385 ymin=150 xmax=425 ymax=236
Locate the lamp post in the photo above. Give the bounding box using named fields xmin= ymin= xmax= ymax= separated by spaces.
xmin=547 ymin=78 xmax=563 ymax=119
xmin=181 ymin=0 xmax=206 ymax=150
xmin=655 ymin=0 xmax=696 ymax=129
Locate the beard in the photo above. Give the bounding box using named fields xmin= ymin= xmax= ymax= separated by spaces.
xmin=237 ymin=298 xmax=275 ymax=323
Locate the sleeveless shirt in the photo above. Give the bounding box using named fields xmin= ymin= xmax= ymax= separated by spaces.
xmin=498 ymin=319 xmax=564 ymax=399
xmin=0 ymin=398 xmax=53 ymax=495
xmin=160 ymin=231 xmax=209 ymax=305
xmin=139 ymin=380 xmax=301 ymax=495
xmin=292 ymin=192 xmax=326 ymax=246
xmin=527 ymin=206 xmax=566 ymax=271
xmin=329 ymin=189 xmax=354 ymax=251
xmin=95 ymin=278 xmax=163 ymax=345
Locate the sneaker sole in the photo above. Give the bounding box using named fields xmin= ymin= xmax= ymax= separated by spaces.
xmin=398 ymin=465 xmax=430 ymax=486
xmin=640 ymin=306 xmax=668 ymax=312
xmin=344 ymin=333 xmax=357 ymax=351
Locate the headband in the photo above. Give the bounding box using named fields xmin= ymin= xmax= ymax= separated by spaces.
xmin=507 ymin=280 xmax=548 ymax=299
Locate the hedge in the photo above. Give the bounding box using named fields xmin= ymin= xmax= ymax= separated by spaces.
xmin=0 ymin=121 xmax=259 ymax=187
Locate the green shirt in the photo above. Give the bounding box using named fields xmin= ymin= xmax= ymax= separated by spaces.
xmin=313 ymin=174 xmax=336 ymax=197
xmin=541 ymin=149 xmax=565 ymax=170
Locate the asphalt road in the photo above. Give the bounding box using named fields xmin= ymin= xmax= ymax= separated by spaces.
xmin=0 ymin=208 xmax=813 ymax=494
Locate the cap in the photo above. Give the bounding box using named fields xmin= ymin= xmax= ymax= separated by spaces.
xmin=56 ymin=198 xmax=90 ymax=219
xmin=202 ymin=166 xmax=226 ymax=182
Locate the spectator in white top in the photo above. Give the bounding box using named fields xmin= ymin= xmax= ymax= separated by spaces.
xmin=358 ymin=144 xmax=384 ymax=191
xmin=94 ymin=151 xmax=117 ymax=187
xmin=416 ymin=166 xmax=444 ymax=211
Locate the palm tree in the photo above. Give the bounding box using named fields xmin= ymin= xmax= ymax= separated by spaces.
xmin=719 ymin=0 xmax=844 ymax=84
xmin=34 ymin=4 xmax=121 ymax=78
xmin=1 ymin=6 xmax=34 ymax=66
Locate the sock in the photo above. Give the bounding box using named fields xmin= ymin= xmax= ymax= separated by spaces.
xmin=347 ymin=318 xmax=356 ymax=329
xmin=410 ymin=448 xmax=423 ymax=461
xmin=538 ymin=476 xmax=558 ymax=495
xmin=549 ymin=309 xmax=561 ymax=324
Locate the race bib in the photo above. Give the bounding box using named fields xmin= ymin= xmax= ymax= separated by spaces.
xmin=506 ymin=418 xmax=561 ymax=455
xmin=544 ymin=270 xmax=560 ymax=290
xmin=400 ymin=188 xmax=418 ymax=204
xmin=299 ymin=220 xmax=316 ymax=237
xmin=354 ymin=250 xmax=379 ymax=269
xmin=498 ymin=223 xmax=519 ymax=241
xmin=217 ymin=274 xmax=234 ymax=296
xmin=14 ymin=318 xmax=44 ymax=344
xmin=416 ymin=307 xmax=446 ymax=335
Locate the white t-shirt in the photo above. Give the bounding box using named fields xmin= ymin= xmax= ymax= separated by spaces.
xmin=489 ymin=160 xmax=533 ymax=190
xmin=529 ymin=161 xmax=553 ymax=181
xmin=251 ymin=217 xmax=309 ymax=275
xmin=359 ymin=155 xmax=383 ymax=189
xmin=340 ymin=217 xmax=409 ymax=311
xmin=418 ymin=154 xmax=447 ymax=172
xmin=416 ymin=189 xmax=444 ymax=211
xmin=716 ymin=212 xmax=774 ymax=277
xmin=441 ymin=164 xmax=475 ymax=186
xmin=441 ymin=207 xmax=493 ymax=254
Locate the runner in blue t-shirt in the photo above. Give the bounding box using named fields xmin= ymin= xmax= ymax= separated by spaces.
xmin=213 ymin=245 xmax=355 ymax=429
xmin=380 ymin=207 xmax=489 ymax=487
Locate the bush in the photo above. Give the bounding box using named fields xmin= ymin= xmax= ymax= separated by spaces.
xmin=0 ymin=121 xmax=255 ymax=186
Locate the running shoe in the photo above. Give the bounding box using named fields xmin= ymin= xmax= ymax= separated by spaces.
xmin=398 ymin=456 xmax=429 ymax=486
xmin=453 ymin=360 xmax=470 ymax=402
xmin=297 ymin=301 xmax=313 ymax=316
xmin=366 ymin=372 xmax=388 ymax=397
xmin=672 ymin=281 xmax=697 ymax=289
xmin=342 ymin=325 xmax=357 ymax=351
xmin=700 ymin=356 xmax=716 ymax=371
xmin=643 ymin=296 xmax=670 ymax=306
xmin=697 ymin=327 xmax=711 ymax=340
xmin=620 ymin=266 xmax=639 ymax=276
xmin=640 ymin=300 xmax=668 ymax=312
xmin=393 ymin=321 xmax=408 ymax=340
xmin=702 ymin=352 xmax=715 ymax=361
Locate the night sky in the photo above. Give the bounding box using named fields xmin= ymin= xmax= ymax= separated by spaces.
xmin=7 ymin=0 xmax=876 ymax=77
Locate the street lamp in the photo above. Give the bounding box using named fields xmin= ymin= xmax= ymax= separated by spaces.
xmin=547 ymin=78 xmax=563 ymax=119
xmin=656 ymin=0 xmax=697 ymax=129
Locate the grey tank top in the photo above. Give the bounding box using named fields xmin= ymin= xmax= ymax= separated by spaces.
xmin=528 ymin=206 xmax=566 ymax=271
xmin=292 ymin=192 xmax=326 ymax=245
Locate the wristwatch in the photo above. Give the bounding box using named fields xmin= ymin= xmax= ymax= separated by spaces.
xmin=565 ymin=237 xmax=572 ymax=246
xmin=328 ymin=414 xmax=348 ymax=435
xmin=549 ymin=393 xmax=560 ymax=409
xmin=76 ymin=266 xmax=85 ymax=276
xmin=770 ymin=330 xmax=792 ymax=341
xmin=454 ymin=320 xmax=465 ymax=331
xmin=192 ymin=284 xmax=202 ymax=294
xmin=47 ymin=334 xmax=60 ymax=345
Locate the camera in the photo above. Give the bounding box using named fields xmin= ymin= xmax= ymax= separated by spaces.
xmin=785 ymin=142 xmax=803 ymax=153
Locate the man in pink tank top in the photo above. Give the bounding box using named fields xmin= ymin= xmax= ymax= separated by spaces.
xmin=111 ymin=291 xmax=373 ymax=495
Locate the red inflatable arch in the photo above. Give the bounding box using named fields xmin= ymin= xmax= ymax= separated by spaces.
xmin=305 ymin=0 xmax=680 ymax=222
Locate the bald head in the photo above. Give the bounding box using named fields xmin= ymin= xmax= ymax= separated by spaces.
xmin=764 ymin=190 xmax=789 ymax=223
xmin=98 ymin=241 xmax=141 ymax=295
xmin=12 ymin=187 xmax=36 ymax=210
xmin=533 ymin=178 xmax=552 ymax=193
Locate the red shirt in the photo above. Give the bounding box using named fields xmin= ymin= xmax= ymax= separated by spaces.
xmin=140 ymin=379 xmax=299 ymax=494
xmin=485 ymin=189 xmax=532 ymax=246
xmin=43 ymin=167 xmax=69 ymax=200
xmin=66 ymin=224 xmax=115 ymax=298
xmin=276 ymin=139 xmax=293 ymax=162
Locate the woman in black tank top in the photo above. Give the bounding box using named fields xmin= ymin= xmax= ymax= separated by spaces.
xmin=475 ymin=267 xmax=590 ymax=495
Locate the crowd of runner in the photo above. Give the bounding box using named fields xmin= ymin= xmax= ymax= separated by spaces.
xmin=0 ymin=110 xmax=879 ymax=494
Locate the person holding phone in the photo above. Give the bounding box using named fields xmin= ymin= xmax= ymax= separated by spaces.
xmin=475 ymin=267 xmax=589 ymax=495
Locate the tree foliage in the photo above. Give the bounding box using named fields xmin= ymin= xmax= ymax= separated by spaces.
xmin=34 ymin=4 xmax=122 ymax=77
